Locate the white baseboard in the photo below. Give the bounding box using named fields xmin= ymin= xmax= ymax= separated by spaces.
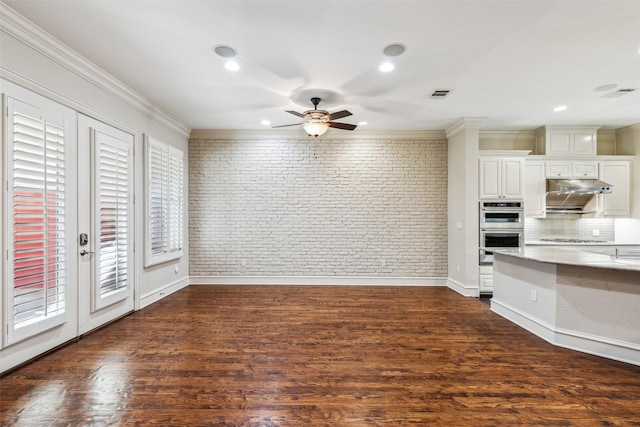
xmin=189 ymin=276 xmax=446 ymax=286
xmin=491 ymin=298 xmax=640 ymax=367
xmin=446 ymin=278 xmax=479 ymax=297
xmin=139 ymin=277 xmax=190 ymax=309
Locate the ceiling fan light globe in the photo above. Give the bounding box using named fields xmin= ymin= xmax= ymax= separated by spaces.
xmin=303 ymin=122 xmax=329 ymax=137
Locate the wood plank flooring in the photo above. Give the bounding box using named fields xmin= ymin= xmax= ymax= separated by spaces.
xmin=2 ymin=285 xmax=640 ymax=426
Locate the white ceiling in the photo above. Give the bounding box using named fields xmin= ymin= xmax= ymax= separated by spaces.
xmin=4 ymin=0 xmax=640 ymax=133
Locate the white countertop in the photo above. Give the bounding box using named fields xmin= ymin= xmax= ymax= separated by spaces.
xmin=525 ymin=240 xmax=616 ymax=246
xmin=494 ymin=246 xmax=640 ymax=272
xmin=525 ymin=240 xmax=640 ymax=246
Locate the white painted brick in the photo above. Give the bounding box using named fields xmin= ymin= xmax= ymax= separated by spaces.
xmin=188 ymin=138 xmax=448 ymax=277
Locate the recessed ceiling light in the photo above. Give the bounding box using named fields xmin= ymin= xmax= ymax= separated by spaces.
xmin=553 ymin=105 xmax=567 ymax=112
xmin=260 ymin=120 xmax=271 ymax=126
xmin=379 ymin=62 xmax=394 ymax=72
xmin=358 ymin=121 xmax=368 ymax=126
xmin=224 ymin=61 xmax=240 ymax=71
xmin=213 ymin=44 xmax=238 ymax=58
xmin=383 ymin=43 xmax=406 ymax=57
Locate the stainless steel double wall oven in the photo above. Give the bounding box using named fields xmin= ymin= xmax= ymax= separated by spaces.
xmin=479 ymin=201 xmax=524 ymax=265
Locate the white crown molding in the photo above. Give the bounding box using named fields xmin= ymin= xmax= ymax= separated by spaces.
xmin=619 ymin=121 xmax=640 ymax=131
xmin=444 ymin=117 xmax=486 ymax=139
xmin=1 ymin=67 xmax=143 ymax=139
xmin=479 ymin=129 xmax=536 ymax=140
xmin=189 ymin=129 xmax=448 ymax=141
xmin=0 ymin=4 xmax=191 ymax=138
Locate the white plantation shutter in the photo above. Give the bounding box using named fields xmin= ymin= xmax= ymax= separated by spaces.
xmin=167 ymin=146 xmax=184 ymax=253
xmin=7 ymin=99 xmax=68 ymax=343
xmin=148 ymin=141 xmax=166 ymax=255
xmin=145 ymin=136 xmax=184 ymax=266
xmin=92 ymin=130 xmax=131 ymax=310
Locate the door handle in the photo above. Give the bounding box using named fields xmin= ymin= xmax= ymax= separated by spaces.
xmin=80 ymin=249 xmax=94 ymax=256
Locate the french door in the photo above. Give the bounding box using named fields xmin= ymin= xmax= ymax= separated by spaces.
xmin=77 ymin=114 xmax=135 ymax=334
xmin=2 ymin=86 xmax=135 ymax=373
xmin=4 ymin=95 xmax=78 ymax=348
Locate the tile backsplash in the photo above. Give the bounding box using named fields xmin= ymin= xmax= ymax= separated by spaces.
xmin=525 ymin=218 xmax=615 ymax=241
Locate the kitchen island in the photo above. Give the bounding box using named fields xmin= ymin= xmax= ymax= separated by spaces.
xmin=491 ymin=247 xmax=640 ymax=366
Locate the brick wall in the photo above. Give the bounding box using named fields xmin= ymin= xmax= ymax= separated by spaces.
xmin=189 ymin=137 xmax=448 ymax=278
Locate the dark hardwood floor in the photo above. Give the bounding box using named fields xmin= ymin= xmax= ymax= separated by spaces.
xmin=2 ymin=285 xmax=639 ymax=426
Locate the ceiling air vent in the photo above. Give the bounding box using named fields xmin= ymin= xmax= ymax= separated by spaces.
xmin=602 ymin=88 xmax=636 ymax=98
xmin=430 ymin=90 xmax=451 ymax=99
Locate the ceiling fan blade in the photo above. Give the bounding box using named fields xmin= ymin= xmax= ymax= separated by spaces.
xmin=286 ymin=110 xmax=305 ymax=118
xmin=328 ymin=122 xmax=357 ymax=131
xmin=325 ymin=110 xmax=352 ymax=121
xmin=272 ymin=123 xmax=304 ymax=128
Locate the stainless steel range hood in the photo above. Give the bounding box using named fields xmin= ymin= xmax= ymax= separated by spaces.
xmin=545 ymin=179 xmax=614 ymax=215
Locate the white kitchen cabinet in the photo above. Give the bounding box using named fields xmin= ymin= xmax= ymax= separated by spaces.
xmin=479 ymin=265 xmax=494 ymax=294
xmin=524 ymin=160 xmax=546 ymax=217
xmin=598 ymin=160 xmax=631 ymax=217
xmin=535 ymin=126 xmax=599 ymax=156
xmin=616 ymin=246 xmax=640 ymax=257
xmin=577 ymin=246 xmax=617 ymax=256
xmin=545 ymin=161 xmax=572 ymax=178
xmin=545 ymin=160 xmax=598 ymax=179
xmin=478 ymin=152 xmax=527 ymax=200
xmin=572 ymin=161 xmax=599 ymax=178
xmin=479 ymin=275 xmax=493 ymax=294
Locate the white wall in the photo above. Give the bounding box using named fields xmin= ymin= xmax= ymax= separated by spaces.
xmin=446 ymin=119 xmax=482 ymax=296
xmin=189 ymin=131 xmax=448 ymax=283
xmin=1 ymin=7 xmax=190 ymax=310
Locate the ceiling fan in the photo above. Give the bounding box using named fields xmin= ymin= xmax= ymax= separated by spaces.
xmin=273 ymin=97 xmax=357 ymax=137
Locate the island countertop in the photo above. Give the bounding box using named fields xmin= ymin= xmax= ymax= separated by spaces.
xmin=525 ymin=240 xmax=640 ymax=246
xmin=494 ymin=246 xmax=640 ymax=272
xmin=491 ymin=248 xmax=640 ymax=366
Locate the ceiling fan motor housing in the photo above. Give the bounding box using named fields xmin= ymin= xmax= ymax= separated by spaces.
xmin=305 ymin=110 xmax=330 ymax=122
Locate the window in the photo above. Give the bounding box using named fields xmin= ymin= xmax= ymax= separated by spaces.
xmin=145 ymin=135 xmax=184 ymax=266
xmin=6 ymin=98 xmax=69 ymax=344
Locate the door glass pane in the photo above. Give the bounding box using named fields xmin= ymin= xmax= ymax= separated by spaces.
xmin=11 ymin=108 xmax=66 ymax=331
xmin=93 ymin=131 xmax=130 ymax=309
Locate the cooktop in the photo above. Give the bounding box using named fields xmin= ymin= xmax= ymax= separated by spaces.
xmin=540 ymin=238 xmax=607 ymax=244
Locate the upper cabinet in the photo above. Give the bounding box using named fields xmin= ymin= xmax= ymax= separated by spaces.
xmin=524 ymin=160 xmax=546 ymax=217
xmin=545 ymin=160 xmax=598 ymax=178
xmin=535 ymin=126 xmax=600 ymax=156
xmin=479 ymin=151 xmax=528 ymax=200
xmin=524 ymin=156 xmax=633 ymax=218
xmin=599 ymin=160 xmax=632 ymax=217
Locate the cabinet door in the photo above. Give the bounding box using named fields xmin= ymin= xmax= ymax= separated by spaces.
xmin=572 ymin=132 xmax=597 ymax=155
xmin=545 ymin=161 xmax=572 ymax=178
xmin=547 ymin=131 xmax=571 ymax=155
xmin=479 ymin=274 xmax=493 ymax=293
xmin=599 ymin=161 xmax=631 ymax=217
xmin=525 ymin=161 xmax=546 ymax=217
xmin=479 ymin=158 xmax=501 ymax=199
xmin=616 ymin=247 xmax=640 ymax=257
xmin=501 ymin=158 xmax=524 ymax=199
xmin=572 ymin=161 xmax=598 ymax=178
